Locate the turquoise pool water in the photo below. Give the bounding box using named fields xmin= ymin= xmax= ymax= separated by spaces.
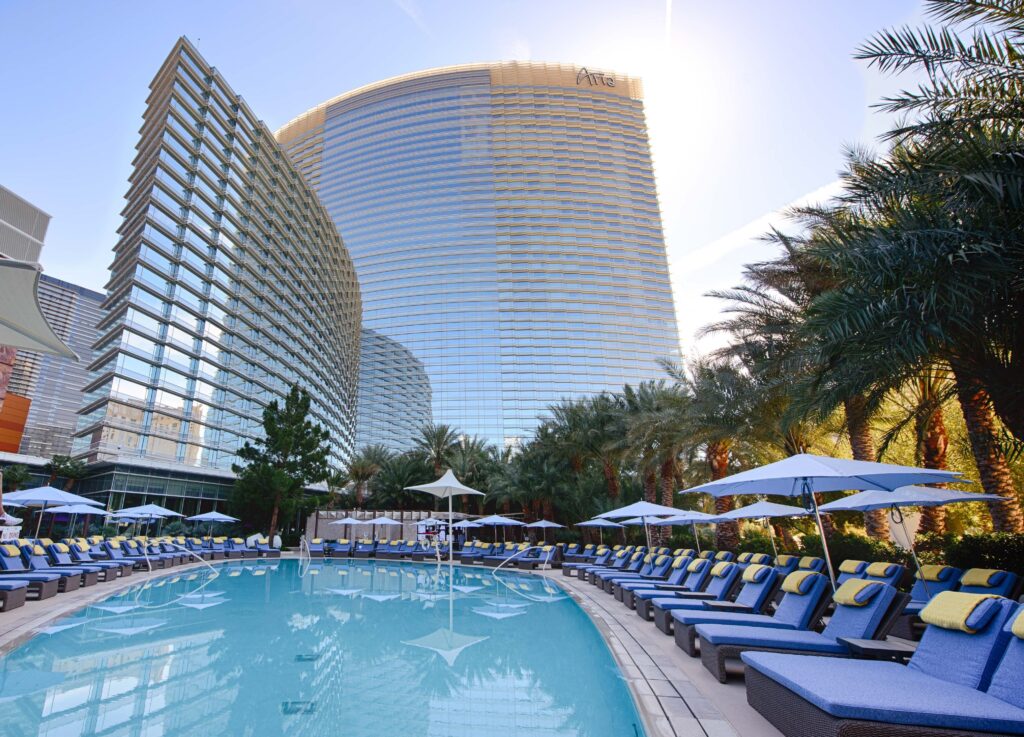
xmin=0 ymin=559 xmax=646 ymax=736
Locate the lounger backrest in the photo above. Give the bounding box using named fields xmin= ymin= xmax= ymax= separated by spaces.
xmin=863 ymin=561 xmax=905 ymax=587
xmin=0 ymin=543 xmax=28 ymax=571
xmin=908 ymin=564 xmax=961 ymax=603
xmin=822 ymin=580 xmax=899 ymax=640
xmin=774 ymin=554 xmax=799 ymax=575
xmin=48 ymin=543 xmax=75 ymax=564
xmin=662 ymin=557 xmax=693 ymax=585
xmin=704 ymin=561 xmax=740 ymax=598
xmin=650 ymin=555 xmax=673 ymax=576
xmin=797 ymin=556 xmax=824 ymax=572
xmin=835 ymin=559 xmax=867 ymax=584
xmin=959 ymin=568 xmax=1019 ymax=598
xmin=774 ymin=571 xmax=830 ymax=629
xmin=682 ymin=558 xmax=712 ymax=592
xmin=985 ymin=607 xmax=1024 ymax=708
xmin=735 ymin=565 xmax=778 ymax=611
xmin=911 ymin=592 xmax=1016 ymax=689
xmin=714 ymin=550 xmax=734 ymax=562
xmin=698 ymin=550 xmax=714 ymax=559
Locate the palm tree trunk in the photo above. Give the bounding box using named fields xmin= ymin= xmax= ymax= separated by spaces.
xmin=708 ymin=441 xmax=739 ymax=550
xmin=643 ymin=470 xmax=657 ymax=503
xmin=601 ymin=460 xmax=620 ymax=501
xmin=844 ymin=395 xmax=890 ymax=541
xmin=917 ymin=405 xmax=949 ymax=535
xmin=654 ymin=459 xmax=676 ymax=544
xmin=952 ymin=366 xmax=1023 ymax=532
xmin=268 ymin=493 xmax=281 ymax=541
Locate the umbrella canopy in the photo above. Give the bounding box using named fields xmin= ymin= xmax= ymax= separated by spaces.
xmin=418 ymin=517 xmax=446 ymax=526
xmin=327 ymin=516 xmax=364 ymax=526
xmin=0 ymin=259 xmax=77 ymax=358
xmin=476 ymin=514 xmax=524 ymax=526
xmin=0 ymin=499 xmax=25 ymax=508
xmin=405 ymin=470 xmax=486 ymax=500
xmin=651 ymin=510 xmax=720 ymax=525
xmin=684 ymin=453 xmax=964 ymax=497
xmin=117 ymin=503 xmax=184 ymax=518
xmin=525 ymin=520 xmax=564 ymax=528
xmin=818 ymin=486 xmax=1001 ymax=513
xmin=715 ymin=501 xmax=811 ymax=521
xmin=451 ymin=520 xmax=480 ymax=529
xmin=576 ymin=518 xmax=624 ymax=528
xmin=186 ymin=511 xmax=239 ymax=522
xmin=596 ymin=500 xmax=680 ymax=519
xmin=367 ymin=516 xmax=402 ymax=526
xmin=44 ymin=504 xmax=108 ymax=516
xmin=5 ymin=487 xmax=103 ymax=507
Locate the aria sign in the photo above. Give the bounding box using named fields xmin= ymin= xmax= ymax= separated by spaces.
xmin=576 ymin=67 xmax=616 ymax=88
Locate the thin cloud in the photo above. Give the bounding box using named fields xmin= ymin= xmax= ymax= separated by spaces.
xmin=394 ymin=0 xmax=432 ymax=38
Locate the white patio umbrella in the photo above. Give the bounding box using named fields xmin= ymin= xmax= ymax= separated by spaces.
xmin=597 ymin=500 xmax=680 ymax=549
xmin=476 ymin=513 xmax=524 ymax=543
xmin=0 ymin=259 xmax=77 ymax=358
xmin=683 ymin=454 xmax=965 ymax=589
xmin=652 ymin=509 xmax=721 ymax=554
xmin=525 ymin=519 xmax=564 ymax=544
xmin=118 ymin=503 xmax=183 ymax=536
xmin=327 ymin=514 xmax=364 ymax=541
xmin=576 ymin=517 xmax=623 ymax=545
xmin=367 ymin=515 xmax=402 ymax=542
xmin=44 ymin=503 xmax=109 ymax=537
xmin=6 ymin=486 xmax=103 ymax=536
xmin=186 ymin=510 xmax=239 ymax=536
xmin=406 ymin=470 xmax=486 ymax=549
xmin=713 ymin=500 xmax=811 ymax=557
xmin=819 ymin=486 xmax=1001 ymax=590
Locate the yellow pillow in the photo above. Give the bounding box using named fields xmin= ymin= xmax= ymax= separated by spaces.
xmin=710 ymin=561 xmax=732 ymax=577
xmin=1011 ymin=609 xmax=1024 ymax=640
xmin=865 ymin=562 xmax=896 ymax=577
xmin=687 ymin=558 xmax=706 ymax=573
xmin=311 ymin=538 xmax=322 ymax=544
xmin=75 ymin=542 xmax=90 ymax=553
xmin=671 ymin=556 xmax=688 ymax=569
xmin=920 ymin=591 xmax=1000 ymax=633
xmin=776 ymin=554 xmax=796 ymax=565
xmin=1 ymin=544 xmax=20 ymax=556
xmin=715 ymin=551 xmax=731 ymax=561
xmin=32 ymin=545 xmax=45 ymax=556
xmin=742 ymin=563 xmax=770 ymax=583
xmin=54 ymin=543 xmax=70 ymax=553
xmin=838 ymin=560 xmax=866 ymax=574
xmin=654 ymin=555 xmax=668 ymax=565
xmin=798 ymin=556 xmax=820 ymax=569
xmin=960 ymin=568 xmax=1003 ymax=588
xmin=337 ymin=539 xmax=349 ymax=544
xmin=737 ymin=552 xmax=752 ymax=563
xmin=631 ymin=552 xmax=644 ymax=561
xmin=915 ymin=564 xmax=952 ymax=582
xmin=833 ymin=579 xmax=882 ymax=607
xmin=643 ymin=553 xmax=653 ymax=564
xmin=782 ymin=570 xmax=818 ymax=594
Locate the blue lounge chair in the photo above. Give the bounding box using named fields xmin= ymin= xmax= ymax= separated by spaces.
xmin=696 ymin=579 xmax=909 ymax=682
xmin=736 ymin=552 xmax=773 ymax=569
xmin=904 ymin=564 xmax=961 ymax=614
xmin=835 ymin=559 xmax=868 ymax=584
xmin=329 ymin=538 xmax=352 ymax=557
xmin=607 ymin=554 xmax=675 ymax=596
xmin=592 ymin=551 xmax=646 ymax=586
xmin=620 ymin=555 xmax=696 ymax=609
xmin=102 ymin=540 xmax=152 ymax=569
xmin=630 ymin=560 xmax=739 ymax=614
xmin=353 ymin=539 xmax=376 ymax=558
xmin=306 ymin=538 xmax=325 ymax=558
xmin=959 ymin=567 xmax=1020 ymax=598
xmin=797 ymin=556 xmax=824 ymax=573
xmin=742 ymin=593 xmax=1023 ymax=737
xmin=0 ymin=579 xmax=28 ymax=611
xmin=643 ymin=558 xmax=719 ymax=623
xmin=376 ymin=540 xmax=403 ymax=559
xmin=667 ymin=570 xmax=831 ymax=656
xmin=516 ymin=545 xmax=560 ymax=569
xmin=68 ymin=540 xmax=134 ymax=576
xmin=564 ymin=542 xmax=599 ymax=564
xmin=774 ymin=554 xmax=800 ymax=577
xmin=54 ymin=542 xmax=128 ymax=579
xmin=562 ymin=547 xmax=614 ymax=577
xmin=862 ymin=561 xmax=905 ymax=588
xmin=563 ymin=542 xmax=580 ymax=557
xmin=20 ymin=543 xmax=100 ymax=587
xmin=456 ymin=541 xmax=481 ymax=562
xmin=0 ymin=543 xmax=64 ymax=598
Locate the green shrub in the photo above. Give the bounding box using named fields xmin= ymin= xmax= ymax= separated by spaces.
xmin=800 ymin=532 xmax=913 ymax=568
xmin=736 ymin=529 xmax=782 ymax=556
xmin=944 ymin=533 xmax=1024 ymax=577
xmin=162 ymin=520 xmax=188 ymax=536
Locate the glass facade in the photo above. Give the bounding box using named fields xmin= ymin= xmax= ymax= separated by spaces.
xmin=277 ymin=63 xmax=679 ymax=450
xmin=73 ymin=38 xmax=362 ymax=473
xmin=8 ymin=275 xmax=104 ymax=456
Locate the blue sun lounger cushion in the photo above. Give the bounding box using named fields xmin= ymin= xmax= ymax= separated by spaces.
xmin=835 ymin=559 xmax=867 ymax=584
xmin=741 ymin=597 xmax=1023 ymax=734
xmin=959 ymin=568 xmax=1019 ymax=598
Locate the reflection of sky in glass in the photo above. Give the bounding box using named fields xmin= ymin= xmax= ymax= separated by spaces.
xmin=280 ymin=64 xmax=679 ymax=450
xmin=1 ymin=560 xmax=644 ymax=736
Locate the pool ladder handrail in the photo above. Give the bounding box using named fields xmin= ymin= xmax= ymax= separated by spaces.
xmin=491 ymin=545 xmax=568 ymax=603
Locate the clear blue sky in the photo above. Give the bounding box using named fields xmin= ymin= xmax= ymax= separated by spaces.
xmin=0 ymin=0 xmax=922 ymax=351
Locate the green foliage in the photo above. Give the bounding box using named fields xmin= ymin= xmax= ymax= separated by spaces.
xmin=799 ymin=532 xmax=913 ymax=568
xmin=162 ymin=520 xmax=188 ymax=536
xmin=46 ymin=455 xmax=87 ymax=489
xmin=2 ymin=464 xmax=31 ymax=491
xmin=736 ymin=528 xmax=783 ymax=556
xmin=942 ymin=532 xmax=1024 ymax=577
xmin=369 ymin=453 xmax=434 ymax=509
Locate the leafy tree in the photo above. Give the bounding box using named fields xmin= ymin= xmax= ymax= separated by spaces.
xmin=2 ymin=464 xmax=31 ymax=491
xmin=345 ymin=444 xmax=392 ymax=506
xmin=231 ymin=385 xmax=331 ymax=540
xmin=368 ymin=453 xmax=433 ymax=510
xmin=45 ymin=455 xmax=87 ymax=490
xmin=414 ymin=422 xmax=459 ymax=476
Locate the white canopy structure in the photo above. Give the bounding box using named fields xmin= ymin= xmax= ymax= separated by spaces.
xmin=0 ymin=259 xmax=77 ymax=358
xmin=406 ymin=471 xmax=486 ymax=547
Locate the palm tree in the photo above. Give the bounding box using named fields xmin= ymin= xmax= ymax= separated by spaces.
xmin=345 ymin=444 xmax=392 ymax=506
xmin=414 ymin=422 xmax=460 ymax=476
xmin=45 ymin=455 xmax=87 ymax=491
xmin=369 ymin=453 xmax=433 ymax=510
xmin=2 ymin=464 xmax=31 ymax=491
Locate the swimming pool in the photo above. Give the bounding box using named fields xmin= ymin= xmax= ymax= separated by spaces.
xmin=0 ymin=559 xmax=646 ymax=736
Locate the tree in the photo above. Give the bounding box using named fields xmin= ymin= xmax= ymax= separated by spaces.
xmin=2 ymin=464 xmax=31 ymax=491
xmin=45 ymin=455 xmax=87 ymax=490
xmin=414 ymin=422 xmax=459 ymax=476
xmin=345 ymin=444 xmax=392 ymax=506
xmin=369 ymin=453 xmax=433 ymax=510
xmin=231 ymin=385 xmax=331 ymax=540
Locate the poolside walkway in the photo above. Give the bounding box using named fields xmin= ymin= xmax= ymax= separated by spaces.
xmin=545 ymin=569 xmax=782 ymax=737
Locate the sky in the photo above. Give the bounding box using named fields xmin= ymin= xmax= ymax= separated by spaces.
xmin=0 ymin=0 xmax=923 ymax=354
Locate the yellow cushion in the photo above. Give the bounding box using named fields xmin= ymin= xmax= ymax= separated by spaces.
xmin=710 ymin=561 xmax=732 ymax=577
xmin=311 ymin=538 xmax=322 ymax=544
xmin=960 ymin=568 xmax=1003 ymax=588
xmin=687 ymin=559 xmax=706 ymax=573
xmin=1011 ymin=610 xmax=1024 ymax=640
xmin=833 ymin=579 xmax=882 ymax=607
xmin=715 ymin=551 xmax=731 ymax=561
xmin=54 ymin=543 xmax=70 ymax=553
xmin=782 ymin=570 xmax=818 ymax=594
xmin=838 ymin=560 xmax=866 ymax=574
xmin=671 ymin=556 xmax=688 ymax=569
xmin=1 ymin=544 xmax=20 ymax=557
xmin=75 ymin=542 xmax=90 ymax=553
xmin=32 ymin=545 xmax=45 ymax=555
xmin=542 ymin=545 xmax=553 ymax=552
xmin=737 ymin=552 xmax=752 ymax=563
xmin=337 ymin=539 xmax=349 ymax=544
xmin=643 ymin=554 xmax=653 ymax=564
xmin=751 ymin=553 xmax=772 ymax=564
xmin=865 ymin=562 xmax=896 ymax=577
xmin=743 ymin=563 xmax=770 ymax=583
xmin=631 ymin=552 xmax=643 ymax=561
xmin=699 ymin=551 xmax=713 ymax=559
xmin=920 ymin=591 xmax=1000 ymax=633
xmin=915 ymin=565 xmax=952 ymax=582
xmin=798 ymin=556 xmax=820 ymax=569
xmin=777 ymin=554 xmax=796 ymax=566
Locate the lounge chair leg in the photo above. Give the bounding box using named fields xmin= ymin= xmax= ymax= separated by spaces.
xmin=674 ymin=624 xmax=699 ymax=657
xmin=699 ymin=640 xmax=729 ymax=683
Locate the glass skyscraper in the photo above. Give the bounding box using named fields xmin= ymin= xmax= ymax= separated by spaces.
xmin=276 ymin=62 xmax=679 ymax=450
xmin=73 ymin=38 xmax=362 ymax=479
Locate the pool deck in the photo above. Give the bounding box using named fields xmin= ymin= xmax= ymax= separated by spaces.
xmin=544 ymin=569 xmax=782 ymax=737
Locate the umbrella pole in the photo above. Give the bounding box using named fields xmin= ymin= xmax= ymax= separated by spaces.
xmin=35 ymin=502 xmax=46 ymax=538
xmin=692 ymin=522 xmax=701 ymax=554
xmin=765 ymin=519 xmax=779 ymax=558
xmin=893 ymin=505 xmax=929 ymax=597
xmin=805 ymin=479 xmax=837 ymax=591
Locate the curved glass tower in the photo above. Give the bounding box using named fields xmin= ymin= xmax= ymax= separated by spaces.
xmin=73 ymin=38 xmax=361 ymax=472
xmin=277 ymin=62 xmax=678 ymax=450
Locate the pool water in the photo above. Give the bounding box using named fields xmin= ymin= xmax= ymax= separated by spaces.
xmin=0 ymin=559 xmax=646 ymax=736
